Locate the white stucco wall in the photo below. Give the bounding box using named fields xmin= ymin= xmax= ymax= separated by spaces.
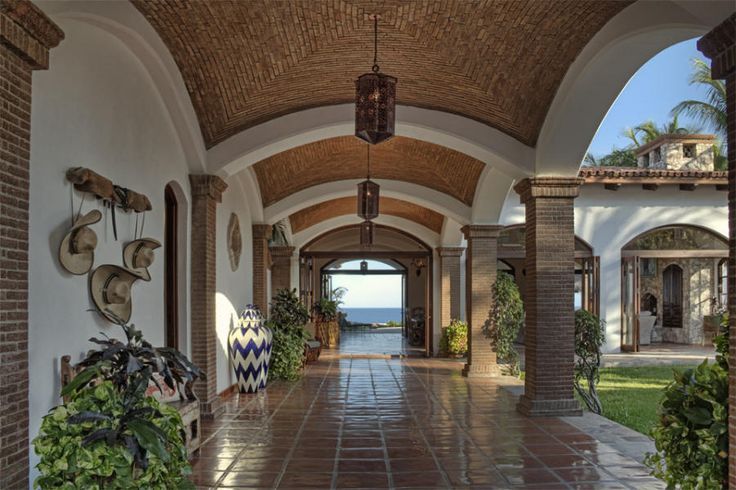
xmin=499 ymin=184 xmax=727 ymax=353
xmin=26 ymin=18 xmax=252 ymax=483
xmin=215 ymin=180 xmax=253 ymax=393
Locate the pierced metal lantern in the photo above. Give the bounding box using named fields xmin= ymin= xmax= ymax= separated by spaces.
xmin=355 ymin=72 xmax=397 ymax=145
xmin=360 ymin=220 xmax=374 ymax=245
xmin=357 ymin=179 xmax=380 ymax=220
xmin=355 ymin=14 xmax=396 ymax=145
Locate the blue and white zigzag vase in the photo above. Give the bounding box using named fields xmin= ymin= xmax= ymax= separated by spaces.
xmin=259 ymin=323 xmax=273 ymax=389
xmin=229 ymin=305 xmax=268 ymax=393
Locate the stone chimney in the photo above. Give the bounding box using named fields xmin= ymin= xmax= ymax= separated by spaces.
xmin=635 ymin=134 xmax=716 ymax=171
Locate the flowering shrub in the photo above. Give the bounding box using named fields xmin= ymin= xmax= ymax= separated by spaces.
xmin=439 ymin=319 xmax=467 ymax=357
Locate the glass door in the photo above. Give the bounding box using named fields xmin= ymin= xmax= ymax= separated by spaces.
xmin=580 ymin=256 xmax=600 ymax=316
xmin=621 ymin=256 xmax=640 ymax=352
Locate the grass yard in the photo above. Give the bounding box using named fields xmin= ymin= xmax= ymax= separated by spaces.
xmin=594 ymin=365 xmax=696 ymax=435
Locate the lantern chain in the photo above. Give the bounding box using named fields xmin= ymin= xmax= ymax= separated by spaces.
xmin=372 ymin=15 xmax=379 ymax=73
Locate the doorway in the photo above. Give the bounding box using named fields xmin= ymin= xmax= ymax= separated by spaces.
xmin=662 ymin=264 xmax=683 ymax=329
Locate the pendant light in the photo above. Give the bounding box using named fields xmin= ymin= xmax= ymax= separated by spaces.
xmin=358 ymin=144 xmax=379 ymax=246
xmin=355 ymin=14 xmax=397 ymax=145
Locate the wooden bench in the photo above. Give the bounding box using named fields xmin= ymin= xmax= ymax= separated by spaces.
xmin=60 ymin=355 xmax=201 ymax=456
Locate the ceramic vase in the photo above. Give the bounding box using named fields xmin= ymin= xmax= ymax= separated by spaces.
xmin=228 ymin=305 xmax=268 ymax=393
xmin=259 ymin=323 xmax=273 ymax=389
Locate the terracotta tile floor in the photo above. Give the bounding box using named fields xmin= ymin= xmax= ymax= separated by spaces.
xmin=191 ymin=358 xmax=664 ymax=489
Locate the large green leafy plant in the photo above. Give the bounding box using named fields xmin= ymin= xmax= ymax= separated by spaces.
xmin=573 ymin=309 xmax=605 ymax=414
xmin=33 ymin=320 xmax=198 ymax=489
xmin=267 ymin=289 xmax=309 ymax=381
xmin=312 ymin=297 xmax=339 ymax=322
xmin=484 ymin=272 xmax=524 ymax=375
xmin=439 ymin=319 xmax=467 ymax=357
xmin=645 ymin=315 xmax=729 ymax=488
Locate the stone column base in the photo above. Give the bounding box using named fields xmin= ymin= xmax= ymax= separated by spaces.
xmin=462 ymin=362 xmax=502 ymax=378
xmin=517 ymin=395 xmax=582 ymax=417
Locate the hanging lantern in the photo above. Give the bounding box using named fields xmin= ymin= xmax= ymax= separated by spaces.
xmin=355 ymin=14 xmax=397 ymax=145
xmin=360 ymin=220 xmax=374 ymax=245
xmin=360 ymin=260 xmax=368 ymax=274
xmin=357 ymin=179 xmax=380 ymax=220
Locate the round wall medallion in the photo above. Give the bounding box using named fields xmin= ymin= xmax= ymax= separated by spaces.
xmin=228 ymin=213 xmax=242 ymax=271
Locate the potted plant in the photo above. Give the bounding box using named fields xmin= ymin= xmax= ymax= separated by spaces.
xmin=267 ymin=289 xmax=310 ymax=381
xmin=312 ymin=297 xmax=340 ymax=348
xmin=33 ymin=320 xmax=199 ymax=489
xmin=439 ymin=319 xmax=468 ymax=358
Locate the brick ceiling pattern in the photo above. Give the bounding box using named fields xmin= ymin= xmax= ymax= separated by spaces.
xmin=253 ymin=136 xmax=484 ymax=207
xmin=290 ymin=196 xmax=444 ymax=234
xmin=133 ymin=0 xmax=631 ymax=148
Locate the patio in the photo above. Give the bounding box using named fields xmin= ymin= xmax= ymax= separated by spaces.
xmin=190 ymin=357 xmax=663 ymax=489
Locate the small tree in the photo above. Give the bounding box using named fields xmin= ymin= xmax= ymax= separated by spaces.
xmin=573 ymin=309 xmax=605 ymax=414
xmin=484 ymin=272 xmax=524 ymax=375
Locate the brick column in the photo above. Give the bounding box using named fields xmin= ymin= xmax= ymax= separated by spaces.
xmin=189 ymin=175 xmax=227 ymax=417
xmin=252 ymin=224 xmax=272 ymax=312
xmin=436 ymin=247 xmax=464 ymax=327
xmin=0 ymin=2 xmax=63 ymax=487
xmin=270 ymin=245 xmax=294 ymax=295
xmin=461 ymin=226 xmax=502 ymax=377
xmin=514 ymin=178 xmax=583 ymax=417
xmin=698 ymin=14 xmax=735 ymax=486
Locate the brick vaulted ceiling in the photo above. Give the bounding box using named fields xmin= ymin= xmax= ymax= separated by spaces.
xmin=133 ymin=1 xmax=631 ymax=148
xmin=290 ymin=196 xmax=444 ymax=234
xmin=252 ymin=136 xmax=485 ymax=207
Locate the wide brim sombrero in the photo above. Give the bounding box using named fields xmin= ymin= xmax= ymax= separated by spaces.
xmin=122 ymin=238 xmax=161 ymax=281
xmin=59 ymin=210 xmax=102 ymax=275
xmin=89 ymin=264 xmax=146 ymax=324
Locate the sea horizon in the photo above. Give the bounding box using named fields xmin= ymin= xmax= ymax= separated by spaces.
xmin=341 ymin=307 xmax=403 ymax=324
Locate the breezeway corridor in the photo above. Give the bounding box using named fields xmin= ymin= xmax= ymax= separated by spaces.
xmin=189 ymin=357 xmax=663 ymax=489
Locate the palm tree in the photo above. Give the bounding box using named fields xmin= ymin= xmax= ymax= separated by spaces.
xmin=623 ymin=115 xmax=702 ymax=148
xmin=671 ymin=58 xmax=726 ymax=140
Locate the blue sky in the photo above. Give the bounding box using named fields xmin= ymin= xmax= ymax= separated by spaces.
xmin=328 ymin=260 xmax=403 ymax=308
xmin=586 ymin=37 xmax=711 ymax=157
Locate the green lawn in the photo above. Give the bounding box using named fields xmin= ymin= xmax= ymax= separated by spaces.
xmin=594 ymin=365 xmax=695 ymax=435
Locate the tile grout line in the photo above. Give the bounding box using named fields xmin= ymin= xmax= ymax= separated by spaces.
xmin=384 ymin=358 xmax=453 ymax=490
xmin=370 ymin=359 xmax=396 ymax=490
xmin=272 ymin=358 xmax=336 ymax=489
xmin=330 ymin=357 xmax=350 ymax=490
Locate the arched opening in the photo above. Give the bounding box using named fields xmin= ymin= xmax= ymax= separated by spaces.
xmin=163 ymin=182 xmax=189 ymax=354
xmin=164 ymin=184 xmax=179 ymax=349
xmin=300 ymin=224 xmax=433 ymax=356
xmin=621 ymin=225 xmax=728 ymax=351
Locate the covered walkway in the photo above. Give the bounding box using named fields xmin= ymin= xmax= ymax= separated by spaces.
xmin=190 ymin=358 xmax=663 ymax=489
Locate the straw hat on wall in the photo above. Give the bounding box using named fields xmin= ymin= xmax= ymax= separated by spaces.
xmin=59 ymin=210 xmax=102 ymax=275
xmin=123 ymin=238 xmax=161 ymax=281
xmin=89 ymin=264 xmax=146 ymax=324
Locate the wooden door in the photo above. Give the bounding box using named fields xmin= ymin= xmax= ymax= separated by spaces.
xmin=621 ymin=256 xmax=640 ymax=352
xmin=662 ymin=264 xmax=683 ymax=329
xmin=164 ymin=185 xmax=179 ymax=349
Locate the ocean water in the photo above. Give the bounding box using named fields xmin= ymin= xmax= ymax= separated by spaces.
xmin=342 ymin=307 xmax=403 ymax=324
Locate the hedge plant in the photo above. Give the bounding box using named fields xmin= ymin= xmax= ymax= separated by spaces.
xmin=645 ymin=315 xmax=729 ymax=488
xmin=573 ymin=309 xmax=605 ymax=414
xmin=439 ymin=319 xmax=468 ymax=357
xmin=267 ymin=289 xmax=310 ymax=381
xmin=484 ymin=272 xmax=524 ymax=375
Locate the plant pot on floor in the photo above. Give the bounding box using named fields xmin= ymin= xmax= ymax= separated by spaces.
xmin=229 ymin=305 xmax=272 ymax=393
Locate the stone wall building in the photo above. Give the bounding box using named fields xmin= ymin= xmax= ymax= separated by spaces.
xmin=635 ymin=134 xmax=717 ymax=170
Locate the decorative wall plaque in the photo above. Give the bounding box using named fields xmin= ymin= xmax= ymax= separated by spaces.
xmin=228 ymin=213 xmax=242 ymax=271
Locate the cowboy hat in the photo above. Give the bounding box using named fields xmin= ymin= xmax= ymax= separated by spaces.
xmin=59 ymin=210 xmax=102 ymax=275
xmin=123 ymin=238 xmax=161 ymax=281
xmin=89 ymin=264 xmax=146 ymax=324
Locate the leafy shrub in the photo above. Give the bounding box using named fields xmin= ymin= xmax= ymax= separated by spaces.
xmin=645 ymin=314 xmax=729 ymax=488
xmin=312 ymin=297 xmax=339 ymax=322
xmin=439 ymin=319 xmax=467 ymax=357
xmin=573 ymin=309 xmax=605 ymax=414
xmin=484 ymin=272 xmax=524 ymax=375
xmin=268 ymin=289 xmax=309 ymax=381
xmin=33 ymin=320 xmax=198 ymax=489
xmin=34 ymin=382 xmax=192 ymax=489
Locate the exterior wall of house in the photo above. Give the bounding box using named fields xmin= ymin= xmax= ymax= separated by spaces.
xmin=636 ymin=139 xmax=715 ymax=170
xmin=27 ymin=18 xmax=253 ymax=478
xmin=500 ymin=184 xmax=727 ymax=353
